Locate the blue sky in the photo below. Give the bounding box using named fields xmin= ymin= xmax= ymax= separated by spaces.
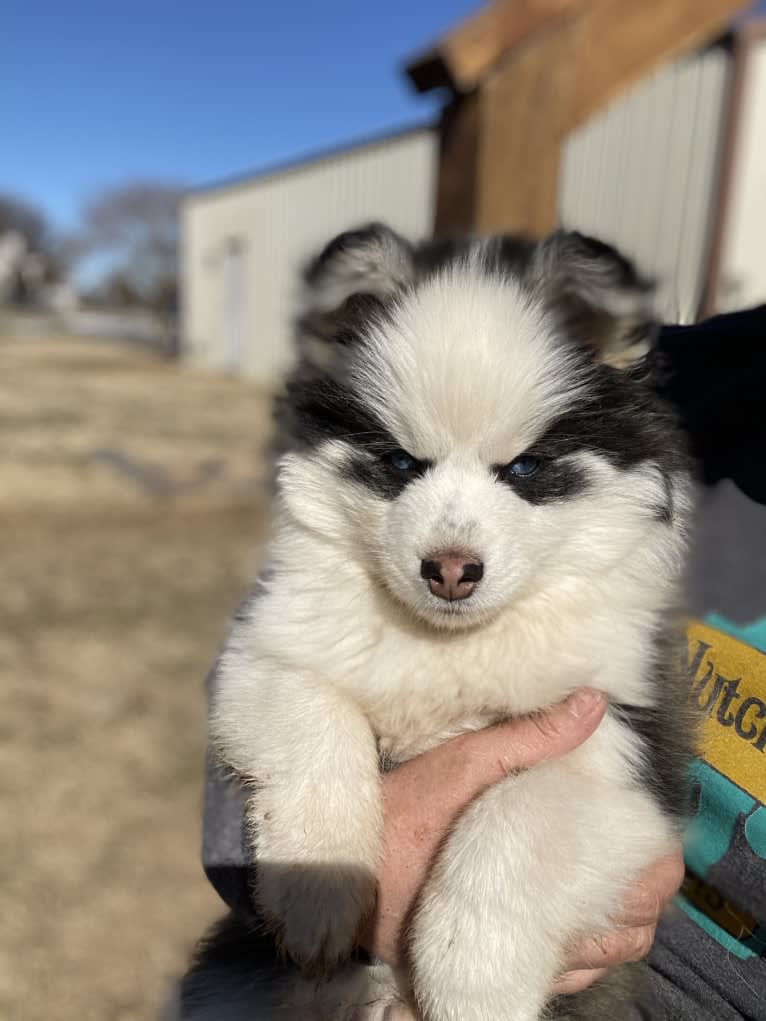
xmin=2 ymin=1 xmax=481 ymax=232
xmin=5 ymin=1 xmax=765 ymax=236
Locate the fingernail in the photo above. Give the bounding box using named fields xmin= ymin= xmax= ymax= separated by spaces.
xmin=568 ymin=688 xmax=605 ymax=718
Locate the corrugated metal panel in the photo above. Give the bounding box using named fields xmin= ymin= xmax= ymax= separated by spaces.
xmin=182 ymin=130 xmax=437 ymax=385
xmin=716 ymin=36 xmax=766 ymax=311
xmin=560 ymin=45 xmax=732 ymax=323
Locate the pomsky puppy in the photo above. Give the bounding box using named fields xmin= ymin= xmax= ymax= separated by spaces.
xmin=204 ymin=225 xmax=696 ymax=1021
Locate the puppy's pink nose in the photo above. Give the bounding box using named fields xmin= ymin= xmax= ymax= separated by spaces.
xmin=420 ymin=554 xmax=484 ymax=601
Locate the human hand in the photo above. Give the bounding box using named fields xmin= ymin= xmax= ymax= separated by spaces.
xmin=361 ymin=688 xmax=608 ymax=966
xmin=553 ymin=849 xmax=685 ymax=994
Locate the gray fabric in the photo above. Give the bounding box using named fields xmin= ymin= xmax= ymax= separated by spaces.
xmin=687 ymin=480 xmax=766 ymax=626
xmin=648 ymin=912 xmax=765 ymax=1020
xmin=708 ymin=810 xmax=766 ymax=923
xmin=201 ymin=753 xmax=254 ymax=918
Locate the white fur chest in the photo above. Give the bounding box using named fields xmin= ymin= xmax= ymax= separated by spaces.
xmin=250 ymin=551 xmax=657 ymax=764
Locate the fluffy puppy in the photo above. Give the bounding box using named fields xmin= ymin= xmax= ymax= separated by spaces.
xmin=204 ymin=225 xmax=695 ymax=1021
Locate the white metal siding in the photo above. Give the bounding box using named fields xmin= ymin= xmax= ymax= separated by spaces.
xmin=560 ymin=45 xmax=732 ymax=323
xmin=182 ymin=130 xmax=437 ymax=386
xmin=715 ymin=36 xmax=766 ymax=312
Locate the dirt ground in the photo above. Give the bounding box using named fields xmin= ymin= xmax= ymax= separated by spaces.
xmin=0 ymin=336 xmax=274 ymax=1020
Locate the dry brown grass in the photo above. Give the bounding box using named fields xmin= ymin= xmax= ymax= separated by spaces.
xmin=0 ymin=337 xmax=274 ymax=1020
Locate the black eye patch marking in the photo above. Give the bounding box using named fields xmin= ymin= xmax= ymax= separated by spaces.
xmin=282 ymin=375 xmax=434 ymax=500
xmin=493 ymin=454 xmax=589 ymax=504
xmin=533 ymin=366 xmax=686 ymax=472
xmin=349 ymin=447 xmax=433 ymax=500
xmin=494 ymin=365 xmax=688 ymax=507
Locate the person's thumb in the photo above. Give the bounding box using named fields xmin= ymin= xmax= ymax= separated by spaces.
xmin=455 ymin=688 xmax=607 ymax=801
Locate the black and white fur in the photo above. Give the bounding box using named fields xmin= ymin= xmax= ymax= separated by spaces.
xmin=191 ymin=225 xmax=696 ymax=1021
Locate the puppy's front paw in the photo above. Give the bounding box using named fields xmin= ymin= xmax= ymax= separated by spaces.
xmin=258 ymin=863 xmax=376 ymax=977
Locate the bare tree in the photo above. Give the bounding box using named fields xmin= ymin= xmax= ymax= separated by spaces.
xmin=0 ymin=193 xmax=70 ymax=290
xmin=79 ymin=182 xmax=185 ymax=316
xmin=0 ymin=193 xmax=49 ymax=250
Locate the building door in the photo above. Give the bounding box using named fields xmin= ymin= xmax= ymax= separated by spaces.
xmin=223 ymin=237 xmax=246 ymax=372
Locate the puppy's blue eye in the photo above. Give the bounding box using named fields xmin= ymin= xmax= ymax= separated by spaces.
xmin=384 ymin=449 xmax=419 ymax=473
xmin=508 ymin=455 xmax=539 ymax=478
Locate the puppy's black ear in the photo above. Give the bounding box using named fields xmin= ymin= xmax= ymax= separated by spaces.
xmin=297 ymin=225 xmax=415 ymax=365
xmin=303 ymin=223 xmax=414 ymax=314
xmin=532 ymin=230 xmax=657 ymax=371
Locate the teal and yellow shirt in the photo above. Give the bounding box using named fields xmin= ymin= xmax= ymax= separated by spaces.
xmin=681 ymin=618 xmax=766 ymax=961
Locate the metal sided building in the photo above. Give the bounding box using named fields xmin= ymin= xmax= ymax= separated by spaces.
xmin=181 ymin=23 xmax=766 ymax=385
xmin=560 ymin=24 xmax=766 ymax=323
xmin=181 ymin=127 xmax=437 ymax=386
